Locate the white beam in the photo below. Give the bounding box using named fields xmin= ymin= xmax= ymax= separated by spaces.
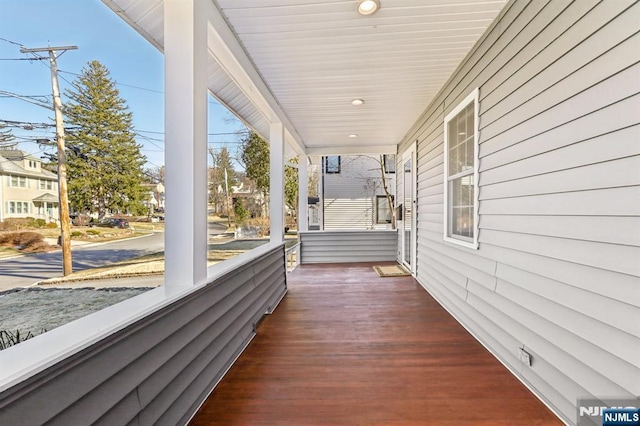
xmin=270 ymin=122 xmax=285 ymax=243
xmin=164 ymin=0 xmax=208 ymax=288
xmin=298 ymin=156 xmax=308 ymax=232
xmin=306 ymin=145 xmax=397 ymax=156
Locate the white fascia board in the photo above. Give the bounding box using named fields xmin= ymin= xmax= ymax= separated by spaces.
xmin=204 ymin=2 xmax=306 ymax=155
xmin=306 ymin=145 xmax=397 ymax=156
xmin=100 ymin=1 xmax=165 ymax=53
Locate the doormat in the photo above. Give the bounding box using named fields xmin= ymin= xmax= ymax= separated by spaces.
xmin=373 ymin=265 xmax=410 ymax=277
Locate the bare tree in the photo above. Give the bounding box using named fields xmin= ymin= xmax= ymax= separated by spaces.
xmin=356 ymin=155 xmax=396 ymax=229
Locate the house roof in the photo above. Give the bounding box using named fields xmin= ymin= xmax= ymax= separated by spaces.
xmin=101 ymin=0 xmax=507 ymax=155
xmin=0 ymin=149 xmax=38 ymax=162
xmin=32 ymin=193 xmax=59 ymax=203
xmin=0 ymin=150 xmax=58 ymax=180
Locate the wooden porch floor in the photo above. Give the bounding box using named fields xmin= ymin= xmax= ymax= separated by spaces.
xmin=190 ymin=263 xmax=561 ymax=425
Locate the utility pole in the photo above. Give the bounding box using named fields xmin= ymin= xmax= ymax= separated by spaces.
xmin=20 ymin=45 xmax=77 ymax=276
xmin=224 ymin=168 xmax=231 ymax=227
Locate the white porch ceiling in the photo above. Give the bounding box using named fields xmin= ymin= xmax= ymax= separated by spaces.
xmin=102 ymin=0 xmax=507 ymax=154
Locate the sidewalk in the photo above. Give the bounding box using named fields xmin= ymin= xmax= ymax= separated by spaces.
xmin=43 ymin=238 xmax=92 ymax=247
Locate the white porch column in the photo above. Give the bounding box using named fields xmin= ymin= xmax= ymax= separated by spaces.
xmin=298 ymin=155 xmax=308 ymax=232
xmin=270 ymin=122 xmax=285 ymax=243
xmin=164 ymin=0 xmax=208 ymax=288
xmin=318 ymin=163 xmax=324 ymax=231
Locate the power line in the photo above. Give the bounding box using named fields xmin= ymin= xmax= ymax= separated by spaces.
xmin=136 ymin=132 xmax=165 ymax=151
xmin=59 ymin=70 xmax=163 ymax=94
xmin=0 ymin=57 xmax=47 ymax=61
xmin=0 ymin=37 xmax=23 ymax=47
xmin=135 ymin=128 xmax=248 ymax=136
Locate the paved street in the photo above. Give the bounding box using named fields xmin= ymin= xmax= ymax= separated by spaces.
xmin=0 ymin=222 xmax=229 ymax=292
xmin=0 ymin=232 xmax=165 ymax=291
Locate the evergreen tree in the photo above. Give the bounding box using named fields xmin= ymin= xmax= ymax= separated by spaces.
xmin=240 ymin=131 xmax=270 ymax=196
xmin=240 ymin=131 xmax=300 ymax=221
xmin=0 ymin=124 xmax=17 ymax=149
xmin=284 ymin=157 xmax=298 ymax=213
xmin=63 ymin=60 xmax=147 ymax=218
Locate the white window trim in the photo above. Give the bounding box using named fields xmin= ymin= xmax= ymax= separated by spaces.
xmin=443 ymin=88 xmax=480 ymax=250
xmin=9 ymin=175 xmax=27 ymax=188
xmin=399 ymin=142 xmax=417 ymax=273
xmin=7 ymin=200 xmax=30 ymax=215
xmin=375 ymin=194 xmax=394 ymax=224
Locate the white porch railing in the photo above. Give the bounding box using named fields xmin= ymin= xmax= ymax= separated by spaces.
xmin=285 ymin=242 xmax=301 ymax=272
xmin=298 ymin=230 xmax=397 ymax=264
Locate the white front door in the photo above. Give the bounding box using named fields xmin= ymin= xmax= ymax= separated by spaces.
xmin=401 ymin=145 xmax=416 ymax=273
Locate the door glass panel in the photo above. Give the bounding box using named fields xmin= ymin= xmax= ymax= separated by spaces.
xmin=403 ymin=158 xmax=412 ymax=266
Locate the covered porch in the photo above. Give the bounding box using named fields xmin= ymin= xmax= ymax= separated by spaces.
xmin=191 ymin=263 xmax=560 ymax=425
xmin=1 ymin=0 xmax=606 ymax=424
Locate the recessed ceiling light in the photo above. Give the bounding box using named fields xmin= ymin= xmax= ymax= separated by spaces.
xmin=357 ymin=0 xmax=380 ymax=16
xmin=349 ymin=134 xmax=358 ymax=138
xmin=351 ymin=99 xmax=365 ymax=106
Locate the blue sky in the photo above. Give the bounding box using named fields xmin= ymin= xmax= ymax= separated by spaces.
xmin=0 ymin=0 xmax=247 ymax=170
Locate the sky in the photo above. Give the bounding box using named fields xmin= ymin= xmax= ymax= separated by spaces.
xmin=0 ymin=0 xmax=247 ymax=171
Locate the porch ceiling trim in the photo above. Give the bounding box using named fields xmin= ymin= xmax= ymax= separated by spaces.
xmin=306 ymin=144 xmax=396 ymax=156
xmin=205 ymin=2 xmax=306 ymax=155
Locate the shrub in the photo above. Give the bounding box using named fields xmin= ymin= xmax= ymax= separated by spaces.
xmin=17 ymin=232 xmax=43 ymax=247
xmin=46 ymin=222 xmax=58 ymax=229
xmin=0 ymin=218 xmax=30 ymax=231
xmin=234 ymin=200 xmax=250 ymax=225
xmin=247 ymin=217 xmax=270 ymax=237
xmin=86 ymin=229 xmax=100 ymax=236
xmin=71 ymin=231 xmax=83 ymax=237
xmin=25 ymin=217 xmax=46 ymax=228
xmin=0 ymin=232 xmax=18 ymax=245
xmin=21 ymin=240 xmax=52 ymax=253
xmin=0 ymin=330 xmax=42 ymax=350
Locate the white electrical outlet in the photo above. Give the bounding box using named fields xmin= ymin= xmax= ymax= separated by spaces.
xmin=519 ymin=347 xmax=532 ymax=367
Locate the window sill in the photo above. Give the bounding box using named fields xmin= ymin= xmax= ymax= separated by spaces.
xmin=443 ymin=235 xmax=478 ymax=250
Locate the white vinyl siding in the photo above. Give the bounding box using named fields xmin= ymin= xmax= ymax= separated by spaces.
xmin=397 ymin=1 xmax=640 ymax=424
xmin=300 ymin=231 xmax=397 ymax=263
xmin=323 ymin=156 xmax=395 ymax=230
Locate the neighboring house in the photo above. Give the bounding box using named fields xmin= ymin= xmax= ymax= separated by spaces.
xmin=318 ymin=154 xmax=395 ymax=230
xmin=141 ymin=182 xmax=165 ymax=213
xmin=0 ymin=149 xmax=59 ymax=223
xmin=231 ymin=181 xmax=266 ymax=218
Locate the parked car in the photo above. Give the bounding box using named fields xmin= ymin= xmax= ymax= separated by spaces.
xmin=96 ymin=218 xmax=130 ymax=229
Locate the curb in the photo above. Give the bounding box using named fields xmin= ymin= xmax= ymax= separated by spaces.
xmin=0 ymin=232 xmax=159 ymax=260
xmin=35 ymin=271 xmax=164 ymax=286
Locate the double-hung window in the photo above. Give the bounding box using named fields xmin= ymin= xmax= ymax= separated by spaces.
xmin=376 ymin=195 xmax=394 ymax=224
xmin=7 ymin=201 xmax=30 ymax=214
xmin=444 ymin=89 xmax=479 ymax=249
xmin=10 ymin=175 xmax=27 ymax=188
xmin=324 ymin=156 xmax=340 ymax=174
xmin=382 ymin=154 xmax=395 ymax=174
